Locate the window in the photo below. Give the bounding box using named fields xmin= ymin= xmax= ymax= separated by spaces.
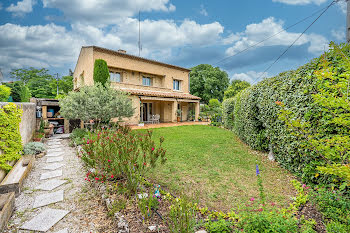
xmin=173 ymin=80 xmax=180 ymax=90
xmin=109 ymin=72 xmax=121 ymax=82
xmin=142 ymin=76 xmax=152 ymax=86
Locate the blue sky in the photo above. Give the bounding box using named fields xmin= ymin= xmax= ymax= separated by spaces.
xmin=0 ymin=0 xmax=347 ymax=83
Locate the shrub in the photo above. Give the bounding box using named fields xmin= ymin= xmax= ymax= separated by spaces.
xmin=93 ymin=59 xmax=110 ymax=86
xmin=225 ymin=43 xmax=350 ymax=186
xmin=59 ymin=83 xmax=134 ymax=123
xmin=0 ymin=85 xmax=11 ymax=101
xmin=0 ymin=103 xmax=22 ymax=171
xmin=81 ymin=127 xmax=166 ymax=194
xmin=205 ymin=218 xmax=232 ymax=233
xmin=69 ymin=128 xmax=88 ymax=145
xmin=222 ymin=98 xmax=235 ymax=130
xmin=23 ymin=142 xmax=46 ymax=155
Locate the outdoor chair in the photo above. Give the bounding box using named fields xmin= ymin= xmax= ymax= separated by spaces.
xmin=152 ymin=114 xmax=160 ymax=124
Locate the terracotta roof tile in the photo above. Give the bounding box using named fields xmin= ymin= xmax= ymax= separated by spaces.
xmin=119 ymin=88 xmax=201 ymax=100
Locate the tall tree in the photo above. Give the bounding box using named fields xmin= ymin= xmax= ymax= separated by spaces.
xmin=93 ymin=59 xmax=110 ymax=86
xmin=190 ymin=64 xmax=229 ymax=103
xmin=49 ymin=75 xmax=73 ymax=96
xmin=224 ymin=79 xmax=251 ymax=99
xmin=10 ymin=68 xmax=55 ymax=98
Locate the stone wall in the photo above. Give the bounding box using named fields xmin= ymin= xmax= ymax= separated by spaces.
xmin=0 ymin=102 xmax=36 ymax=145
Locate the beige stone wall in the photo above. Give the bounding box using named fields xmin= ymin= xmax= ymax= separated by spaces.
xmin=73 ymin=47 xmax=94 ymax=89
xmin=93 ymin=50 xmax=190 ymax=93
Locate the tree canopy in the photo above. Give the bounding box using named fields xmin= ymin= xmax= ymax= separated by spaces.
xmin=9 ymin=68 xmax=73 ymax=99
xmin=59 ymin=83 xmax=134 ymax=123
xmin=224 ymin=79 xmax=251 ymax=99
xmin=190 ymin=64 xmax=229 ymax=103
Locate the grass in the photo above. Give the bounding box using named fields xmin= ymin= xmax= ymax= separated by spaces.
xmin=139 ymin=125 xmax=296 ymax=212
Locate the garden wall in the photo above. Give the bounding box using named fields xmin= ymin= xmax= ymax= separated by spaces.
xmin=0 ymin=102 xmax=36 ymax=145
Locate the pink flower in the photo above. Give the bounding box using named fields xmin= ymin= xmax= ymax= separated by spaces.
xmin=95 ymin=177 xmax=99 ymax=180
xmin=302 ymin=184 xmax=306 ymax=188
xmin=111 ymin=175 xmax=114 ymax=178
xmin=258 ymin=208 xmax=263 ymax=212
xmin=151 ymin=147 xmax=155 ymax=151
xmin=108 ymin=160 xmax=111 ymax=162
xmin=250 ymin=197 xmax=255 ymax=201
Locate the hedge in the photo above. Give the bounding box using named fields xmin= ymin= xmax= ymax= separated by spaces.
xmin=223 ymin=43 xmax=350 ymax=185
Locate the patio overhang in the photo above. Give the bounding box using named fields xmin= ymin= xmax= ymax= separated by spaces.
xmin=140 ymin=96 xmax=176 ymax=102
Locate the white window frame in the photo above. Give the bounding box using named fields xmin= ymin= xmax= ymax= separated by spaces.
xmin=173 ymin=79 xmax=181 ymax=91
xmin=142 ymin=76 xmax=152 ymax=86
xmin=109 ymin=72 xmax=121 ymax=82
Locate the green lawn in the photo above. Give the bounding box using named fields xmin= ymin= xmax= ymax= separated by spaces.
xmin=140 ymin=125 xmax=296 ymax=212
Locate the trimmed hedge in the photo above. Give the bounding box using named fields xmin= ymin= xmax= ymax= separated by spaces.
xmin=223 ymin=43 xmax=350 ymax=185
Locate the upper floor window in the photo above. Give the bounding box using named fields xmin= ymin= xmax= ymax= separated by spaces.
xmin=142 ymin=76 xmax=152 ymax=86
xmin=173 ymin=80 xmax=180 ymax=90
xmin=110 ymin=72 xmax=121 ymax=82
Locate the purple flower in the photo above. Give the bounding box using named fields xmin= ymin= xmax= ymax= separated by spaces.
xmin=256 ymin=164 xmax=260 ymax=176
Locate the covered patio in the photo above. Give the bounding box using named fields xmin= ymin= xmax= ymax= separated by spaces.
xmin=130 ymin=121 xmax=209 ymax=130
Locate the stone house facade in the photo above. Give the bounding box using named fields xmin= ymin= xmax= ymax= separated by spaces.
xmin=73 ymin=46 xmax=200 ymax=125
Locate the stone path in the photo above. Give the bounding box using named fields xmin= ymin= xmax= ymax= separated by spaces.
xmin=6 ymin=134 xmax=117 ymax=233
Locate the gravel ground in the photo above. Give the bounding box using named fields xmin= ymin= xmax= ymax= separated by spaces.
xmin=6 ymin=138 xmax=116 ymax=233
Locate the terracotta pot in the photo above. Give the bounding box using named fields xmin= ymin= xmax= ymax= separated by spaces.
xmin=177 ymin=117 xmax=181 ymax=122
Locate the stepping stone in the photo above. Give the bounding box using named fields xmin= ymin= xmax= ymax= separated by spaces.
xmin=46 ymin=151 xmax=64 ymax=157
xmin=55 ymin=228 xmax=69 ymax=233
xmin=40 ymin=170 xmax=62 ymax=180
xmin=36 ymin=179 xmax=67 ymax=191
xmin=47 ymin=156 xmax=64 ymax=163
xmin=20 ymin=208 xmax=69 ymax=232
xmin=48 ymin=148 xmax=64 ymax=153
xmin=48 ymin=145 xmax=62 ymax=149
xmin=43 ymin=163 xmax=64 ymax=170
xmin=33 ymin=190 xmax=64 ymax=208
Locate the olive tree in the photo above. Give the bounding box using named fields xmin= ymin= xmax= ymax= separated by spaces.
xmin=59 ymin=83 xmax=134 ymax=123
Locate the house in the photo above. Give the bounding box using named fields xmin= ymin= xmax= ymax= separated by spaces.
xmin=73 ymin=46 xmax=200 ymax=125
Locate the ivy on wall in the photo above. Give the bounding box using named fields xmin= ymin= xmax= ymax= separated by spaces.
xmin=0 ymin=103 xmax=23 ymax=171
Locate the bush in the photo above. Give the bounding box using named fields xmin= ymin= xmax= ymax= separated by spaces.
xmin=222 ymin=98 xmax=235 ymax=130
xmin=60 ymin=83 xmax=134 ymax=123
xmin=205 ymin=218 xmax=232 ymax=233
xmin=310 ymin=188 xmax=350 ymax=231
xmin=23 ymin=142 xmax=46 ymax=155
xmin=82 ymin=127 xmax=166 ymax=194
xmin=0 ymin=85 xmax=11 ymax=101
xmin=69 ymin=128 xmax=88 ymax=145
xmin=0 ymin=103 xmax=22 ymax=171
xmin=93 ymin=59 xmax=110 ymax=86
xmin=224 ymin=43 xmax=350 ymax=186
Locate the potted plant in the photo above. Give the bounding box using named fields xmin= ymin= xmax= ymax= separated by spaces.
xmin=176 ymin=109 xmax=182 ymax=122
xmin=33 ymin=132 xmax=44 ymax=142
xmin=138 ymin=121 xmax=144 ymax=127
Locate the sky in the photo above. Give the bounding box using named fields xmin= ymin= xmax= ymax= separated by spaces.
xmin=0 ymin=0 xmax=347 ymax=83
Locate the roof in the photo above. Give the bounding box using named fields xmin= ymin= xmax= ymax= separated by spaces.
xmin=84 ymin=46 xmax=191 ymax=72
xmin=119 ymin=88 xmax=201 ymax=100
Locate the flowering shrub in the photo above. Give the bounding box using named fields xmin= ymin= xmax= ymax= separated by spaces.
xmin=81 ymin=126 xmax=166 ymax=194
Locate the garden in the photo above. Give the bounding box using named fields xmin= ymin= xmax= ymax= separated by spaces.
xmin=65 ymin=43 xmax=350 ymax=233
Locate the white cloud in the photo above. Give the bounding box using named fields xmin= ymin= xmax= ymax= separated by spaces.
xmin=336 ymin=1 xmax=347 ymax=14
xmin=231 ymin=71 xmax=268 ymax=84
xmin=6 ymin=0 xmax=35 ymax=16
xmin=42 ymin=0 xmax=176 ymax=24
xmin=0 ymin=17 xmax=225 ymax=74
xmin=331 ymin=28 xmax=346 ymax=41
xmin=272 ymin=0 xmax=327 ymax=5
xmin=200 ymin=4 xmax=208 ymax=16
xmin=225 ymin=17 xmax=328 ymax=56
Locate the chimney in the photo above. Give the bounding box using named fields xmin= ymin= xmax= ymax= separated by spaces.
xmin=117 ymin=49 xmax=126 ymax=54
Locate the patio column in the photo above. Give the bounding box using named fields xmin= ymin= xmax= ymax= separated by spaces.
xmin=172 ymin=100 xmax=178 ymax=122
xmin=195 ymin=101 xmax=200 ymax=121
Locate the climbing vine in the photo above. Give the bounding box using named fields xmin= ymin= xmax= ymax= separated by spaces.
xmin=0 ymin=103 xmax=23 ymax=171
